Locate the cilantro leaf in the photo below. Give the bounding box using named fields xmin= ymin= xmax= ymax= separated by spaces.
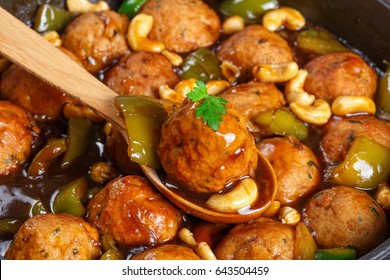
xmin=186 ymin=80 xmax=228 ymax=131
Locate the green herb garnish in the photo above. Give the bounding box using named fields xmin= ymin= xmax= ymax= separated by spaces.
xmin=186 ymin=80 xmax=228 ymax=131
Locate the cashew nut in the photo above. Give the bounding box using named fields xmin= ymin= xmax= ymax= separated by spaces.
xmin=159 ymin=79 xmax=197 ymax=104
xmin=263 ymin=6 xmax=306 ymax=32
xmin=159 ymin=79 xmax=230 ymax=104
xmin=278 ymin=206 xmax=301 ymax=226
xmin=42 ymin=31 xmax=62 ymax=47
xmin=90 ymin=162 xmax=117 ymax=184
xmin=375 ymin=183 xmax=390 ymax=211
xmin=252 ymin=61 xmax=298 ymax=83
xmin=221 ymin=60 xmax=241 ymax=84
xmin=222 ymin=15 xmax=245 ymax=35
xmin=66 ymin=0 xmax=109 ymax=13
xmin=331 ymin=96 xmax=376 ymax=116
xmin=206 ymin=178 xmax=258 ymax=213
xmin=128 ymin=13 xmax=165 ymax=53
xmin=161 ymin=49 xmax=183 ymax=66
xmin=205 ymin=80 xmax=230 ymax=96
xmin=178 ymin=228 xmax=217 ymax=260
xmin=284 ymin=69 xmax=315 ymax=106
xmin=290 ymin=99 xmax=332 ymax=125
xmin=262 ymin=200 xmax=281 ymax=218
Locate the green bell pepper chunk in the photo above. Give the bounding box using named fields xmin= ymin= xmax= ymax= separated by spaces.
xmin=115 ymin=95 xmax=166 ymax=169
xmin=181 ymin=48 xmax=223 ymax=83
xmin=328 ymin=136 xmax=390 ymax=190
xmin=52 ymin=177 xmax=89 ymax=217
xmin=219 ymin=0 xmax=279 ymax=24
xmin=296 ymin=27 xmax=348 ymax=55
xmin=100 ymin=234 xmax=124 ymax=260
xmin=61 ymin=118 xmax=93 ymax=168
xmin=376 ymin=64 xmax=390 ymax=120
xmin=253 ymin=108 xmax=308 ymax=140
xmin=118 ymin=0 xmax=148 ymax=19
xmin=315 ymin=247 xmax=357 ymax=260
xmin=28 ymin=138 xmax=67 ymax=177
xmin=33 ymin=4 xmax=75 ymax=33
xmin=0 ymin=219 xmax=22 ymax=235
xmin=30 ymin=199 xmax=48 ymax=217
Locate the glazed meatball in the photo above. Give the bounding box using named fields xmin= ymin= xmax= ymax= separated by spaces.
xmin=302 ymin=186 xmax=388 ymax=255
xmin=141 ymin=0 xmax=220 ymax=53
xmin=0 ymin=101 xmax=39 ymax=176
xmin=158 ymin=101 xmax=258 ymax=193
xmin=62 ymin=10 xmax=129 ymax=73
xmin=258 ymin=136 xmax=321 ymax=205
xmin=87 ymin=175 xmax=183 ymax=247
xmin=131 ymin=244 xmax=201 ymax=260
xmin=215 ymin=218 xmax=295 ymax=260
xmin=320 ymin=115 xmax=390 ymax=164
xmin=304 ymin=52 xmax=378 ymax=102
xmin=1 ymin=64 xmax=74 ymax=121
xmin=5 ymin=213 xmax=101 ymax=260
xmin=104 ymin=52 xmax=179 ymax=98
xmin=216 ymin=25 xmax=293 ymax=80
xmin=218 ymin=80 xmax=286 ymax=132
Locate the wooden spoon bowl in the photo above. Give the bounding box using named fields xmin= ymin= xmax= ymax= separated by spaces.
xmin=0 ymin=7 xmax=277 ymax=224
xmin=142 ymin=150 xmax=277 ymax=224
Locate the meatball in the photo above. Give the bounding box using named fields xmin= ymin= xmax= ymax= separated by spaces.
xmin=302 ymin=186 xmax=388 ymax=255
xmin=87 ymin=175 xmax=183 ymax=247
xmin=62 ymin=10 xmax=129 ymax=73
xmin=216 ymin=25 xmax=293 ymax=80
xmin=215 ymin=218 xmax=295 ymax=260
xmin=5 ymin=213 xmax=101 ymax=260
xmin=1 ymin=64 xmax=74 ymax=121
xmin=0 ymin=101 xmax=39 ymax=176
xmin=257 ymin=136 xmax=321 ymax=205
xmin=218 ymin=80 xmax=286 ymax=132
xmin=104 ymin=52 xmax=179 ymax=98
xmin=320 ymin=115 xmax=390 ymax=164
xmin=158 ymin=101 xmax=258 ymax=193
xmin=304 ymin=52 xmax=378 ymax=102
xmin=141 ymin=0 xmax=220 ymax=53
xmin=131 ymin=244 xmax=201 ymax=260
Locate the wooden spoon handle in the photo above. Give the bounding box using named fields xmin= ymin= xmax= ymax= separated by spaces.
xmin=0 ymin=7 xmax=125 ymax=130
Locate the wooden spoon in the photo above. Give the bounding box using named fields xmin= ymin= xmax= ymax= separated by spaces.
xmin=0 ymin=7 xmax=277 ymax=223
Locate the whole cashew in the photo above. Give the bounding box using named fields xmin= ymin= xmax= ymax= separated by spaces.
xmin=222 ymin=15 xmax=245 ymax=35
xmin=331 ymin=96 xmax=376 ymax=116
xmin=159 ymin=79 xmax=230 ymax=104
xmin=262 ymin=200 xmax=281 ymax=218
xmin=221 ymin=60 xmax=241 ymax=83
xmin=278 ymin=206 xmax=301 ymax=226
xmin=252 ymin=61 xmax=298 ymax=83
xmin=284 ymin=69 xmax=315 ymax=106
xmin=375 ymin=183 xmax=390 ymax=211
xmin=43 ymin=31 xmax=62 ymax=47
xmin=263 ymin=6 xmax=306 ymax=32
xmin=161 ymin=49 xmax=183 ymax=66
xmin=178 ymin=228 xmax=217 ymax=260
xmin=128 ymin=13 xmax=165 ymax=53
xmin=66 ymin=0 xmax=109 ymax=13
xmin=290 ymin=99 xmax=332 ymax=125
xmin=206 ymin=178 xmax=258 ymax=213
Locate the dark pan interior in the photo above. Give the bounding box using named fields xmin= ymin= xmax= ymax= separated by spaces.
xmin=280 ymin=0 xmax=390 ymax=72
